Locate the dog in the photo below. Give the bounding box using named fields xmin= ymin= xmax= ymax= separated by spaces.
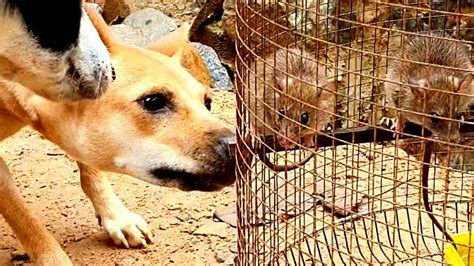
xmin=0 ymin=4 xmax=235 ymax=265
xmin=0 ymin=0 xmax=113 ymax=101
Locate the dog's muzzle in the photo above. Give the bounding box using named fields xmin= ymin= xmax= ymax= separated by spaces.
xmin=151 ymin=134 xmax=237 ymax=192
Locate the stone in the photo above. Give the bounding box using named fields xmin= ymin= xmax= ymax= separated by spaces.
xmin=192 ymin=43 xmax=233 ymax=91
xmin=215 ymin=250 xmax=235 ymax=264
xmin=115 ymin=255 xmax=136 ymax=266
xmin=87 ymin=3 xmax=103 ymax=15
xmin=122 ymin=8 xmax=177 ymax=45
xmin=110 ymin=24 xmax=146 ymax=46
xmin=213 ymin=206 xmax=237 ymax=227
xmin=193 ymin=222 xmax=229 ymax=238
xmin=222 ymin=0 xmax=236 ymax=42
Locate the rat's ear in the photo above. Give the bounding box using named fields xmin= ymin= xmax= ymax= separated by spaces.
xmin=145 ymin=22 xmax=190 ymax=57
xmin=456 ymin=74 xmax=473 ymax=94
xmin=319 ymin=80 xmax=337 ymax=97
xmin=407 ymin=77 xmax=426 ymax=99
xmin=275 ymin=76 xmax=293 ymax=93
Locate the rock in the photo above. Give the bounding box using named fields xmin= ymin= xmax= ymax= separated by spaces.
xmin=122 ymin=8 xmax=177 ymax=45
xmin=193 ymin=222 xmax=229 ymax=238
xmin=102 ymin=0 xmax=131 ymax=24
xmin=222 ymin=0 xmax=236 ymax=42
xmin=192 ymin=43 xmax=233 ymax=91
xmin=86 ymin=3 xmax=103 ymax=15
xmin=176 ymin=211 xmax=191 ymax=222
xmin=110 ymin=24 xmax=146 ymax=46
xmin=215 ymin=250 xmax=235 ymax=264
xmin=115 ymin=255 xmax=136 ymax=266
xmin=191 ymin=209 xmax=209 ymax=221
xmin=213 ymin=206 xmax=237 ymax=227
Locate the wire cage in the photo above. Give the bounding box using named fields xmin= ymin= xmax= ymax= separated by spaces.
xmin=234 ymin=0 xmax=474 ymax=264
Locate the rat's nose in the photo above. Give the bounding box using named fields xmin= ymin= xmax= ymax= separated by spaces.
xmin=216 ymin=134 xmax=236 ymax=160
xmin=450 ymin=131 xmax=461 ymax=144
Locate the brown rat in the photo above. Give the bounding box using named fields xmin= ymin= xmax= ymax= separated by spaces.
xmin=247 ymin=48 xmax=336 ymax=149
xmin=384 ymin=33 xmax=474 ymax=142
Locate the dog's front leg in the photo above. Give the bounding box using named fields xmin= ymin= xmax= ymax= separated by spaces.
xmin=0 ymin=157 xmax=72 ymax=265
xmin=78 ymin=162 xmax=153 ymax=248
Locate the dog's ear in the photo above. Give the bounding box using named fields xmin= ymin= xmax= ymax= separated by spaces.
xmin=146 ymin=23 xmax=214 ymax=87
xmin=170 ymin=47 xmax=185 ymax=65
xmin=146 ymin=22 xmax=191 ymax=57
xmin=83 ymin=3 xmax=116 ymax=49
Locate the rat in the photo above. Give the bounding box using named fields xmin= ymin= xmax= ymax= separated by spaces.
xmin=383 ymin=33 xmax=474 ymax=142
xmin=247 ymin=47 xmax=337 ymax=149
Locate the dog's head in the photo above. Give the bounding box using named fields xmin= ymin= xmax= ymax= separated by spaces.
xmin=0 ymin=0 xmax=113 ymax=101
xmin=26 ymin=13 xmax=236 ymax=191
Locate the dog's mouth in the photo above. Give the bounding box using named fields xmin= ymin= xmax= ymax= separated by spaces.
xmin=151 ymin=165 xmax=236 ymax=192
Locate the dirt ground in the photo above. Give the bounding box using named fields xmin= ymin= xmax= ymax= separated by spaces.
xmin=0 ymin=89 xmax=238 ymax=265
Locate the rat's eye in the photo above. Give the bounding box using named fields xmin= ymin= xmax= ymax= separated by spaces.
xmin=430 ymin=112 xmax=440 ymax=124
xmin=300 ymin=112 xmax=310 ymax=125
xmin=456 ymin=112 xmax=464 ymax=121
xmin=141 ymin=93 xmax=168 ymax=113
xmin=204 ymin=96 xmax=212 ymax=111
xmin=278 ymin=109 xmax=286 ymax=120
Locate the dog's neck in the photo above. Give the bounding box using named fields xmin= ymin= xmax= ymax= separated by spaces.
xmin=0 ymin=79 xmax=84 ymax=157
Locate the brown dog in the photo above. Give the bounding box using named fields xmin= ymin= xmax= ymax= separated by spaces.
xmin=0 ymin=6 xmax=235 ymax=265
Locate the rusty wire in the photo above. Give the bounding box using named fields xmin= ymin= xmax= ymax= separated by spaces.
xmin=235 ymin=0 xmax=474 ymax=264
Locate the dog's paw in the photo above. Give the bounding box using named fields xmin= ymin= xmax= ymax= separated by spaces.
xmin=98 ymin=209 xmax=153 ymax=248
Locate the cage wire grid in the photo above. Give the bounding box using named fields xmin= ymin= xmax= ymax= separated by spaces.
xmin=235 ymin=0 xmax=474 ymax=265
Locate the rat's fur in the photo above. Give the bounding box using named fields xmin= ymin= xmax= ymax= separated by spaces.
xmin=248 ymin=48 xmax=336 ymax=148
xmin=385 ymin=33 xmax=474 ymax=141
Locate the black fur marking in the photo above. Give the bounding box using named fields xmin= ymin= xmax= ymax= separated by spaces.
xmin=151 ymin=165 xmax=235 ymax=192
xmin=5 ymin=0 xmax=82 ymax=53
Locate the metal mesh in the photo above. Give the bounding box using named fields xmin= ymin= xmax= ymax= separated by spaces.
xmin=234 ymin=1 xmax=474 ymax=264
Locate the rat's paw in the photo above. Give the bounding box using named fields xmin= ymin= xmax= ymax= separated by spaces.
xmin=389 ymin=119 xmax=405 ymax=138
xmin=98 ymin=208 xmax=153 ymax=248
xmin=379 ymin=116 xmax=396 ymax=128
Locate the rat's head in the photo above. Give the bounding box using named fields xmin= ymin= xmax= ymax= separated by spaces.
xmin=0 ymin=1 xmax=113 ymax=101
xmin=406 ymin=74 xmax=473 ymax=142
xmin=273 ymin=69 xmax=337 ymax=149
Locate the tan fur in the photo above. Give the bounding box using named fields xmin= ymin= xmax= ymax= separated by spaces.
xmin=0 ymin=8 xmax=234 ymax=265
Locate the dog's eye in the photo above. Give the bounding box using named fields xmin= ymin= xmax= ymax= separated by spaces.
xmin=300 ymin=112 xmax=310 ymax=125
xmin=141 ymin=94 xmax=167 ymax=112
xmin=430 ymin=112 xmax=440 ymax=124
xmin=205 ymin=96 xmax=212 ymax=111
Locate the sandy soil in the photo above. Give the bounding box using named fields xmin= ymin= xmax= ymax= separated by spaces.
xmin=0 ymin=89 xmax=238 ymax=265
